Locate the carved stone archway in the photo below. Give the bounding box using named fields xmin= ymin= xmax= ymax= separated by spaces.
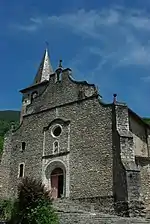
xmin=45 ymin=160 xmax=67 ymax=198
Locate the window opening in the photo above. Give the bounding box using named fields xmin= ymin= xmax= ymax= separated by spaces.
xmin=53 ymin=141 xmax=59 ymax=154
xmin=22 ymin=142 xmax=26 ymax=151
xmin=52 ymin=125 xmax=62 ymax=137
xmin=31 ymin=91 xmax=38 ymax=101
xmin=19 ymin=164 xmax=24 ymax=178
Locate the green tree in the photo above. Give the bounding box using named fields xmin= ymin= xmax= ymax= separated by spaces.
xmin=26 ymin=200 xmax=59 ymax=224
xmin=0 ymin=199 xmax=14 ymax=221
xmin=143 ymin=118 xmax=150 ymax=125
xmin=9 ymin=177 xmax=58 ymax=224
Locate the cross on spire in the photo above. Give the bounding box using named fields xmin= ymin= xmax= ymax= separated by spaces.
xmin=59 ymin=59 xmax=63 ymax=68
xmin=45 ymin=41 xmax=49 ymax=48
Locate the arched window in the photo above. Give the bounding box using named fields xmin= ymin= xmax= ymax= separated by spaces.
xmin=53 ymin=141 xmax=59 ymax=154
xmin=18 ymin=163 xmax=25 ymax=178
xmin=31 ymin=91 xmax=38 ymax=101
xmin=55 ymin=67 xmax=62 ymax=82
xmin=21 ymin=142 xmax=26 ymax=151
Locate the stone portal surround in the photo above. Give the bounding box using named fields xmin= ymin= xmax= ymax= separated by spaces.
xmin=42 ymin=155 xmax=70 ymax=197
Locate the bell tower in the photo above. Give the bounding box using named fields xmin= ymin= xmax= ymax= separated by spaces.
xmin=19 ymin=48 xmax=53 ymax=123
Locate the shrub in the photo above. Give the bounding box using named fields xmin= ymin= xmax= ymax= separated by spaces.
xmin=9 ymin=177 xmax=58 ymax=224
xmin=17 ymin=177 xmax=51 ymax=212
xmin=25 ymin=199 xmax=59 ymax=224
xmin=0 ymin=199 xmax=14 ymax=221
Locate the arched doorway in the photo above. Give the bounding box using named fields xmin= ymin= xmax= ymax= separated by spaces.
xmin=51 ymin=168 xmax=64 ymax=199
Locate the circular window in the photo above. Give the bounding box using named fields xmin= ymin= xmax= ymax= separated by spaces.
xmin=52 ymin=125 xmax=62 ymax=137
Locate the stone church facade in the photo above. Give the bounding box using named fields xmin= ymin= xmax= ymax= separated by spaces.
xmin=0 ymin=49 xmax=150 ymax=217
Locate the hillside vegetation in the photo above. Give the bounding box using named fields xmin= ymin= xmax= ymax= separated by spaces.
xmin=0 ymin=110 xmax=20 ymax=155
xmin=0 ymin=110 xmax=20 ymax=121
xmin=143 ymin=118 xmax=150 ymax=125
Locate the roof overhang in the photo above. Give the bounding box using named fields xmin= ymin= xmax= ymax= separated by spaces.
xmin=20 ymin=80 xmax=49 ymax=93
xmin=128 ymin=108 xmax=150 ymax=129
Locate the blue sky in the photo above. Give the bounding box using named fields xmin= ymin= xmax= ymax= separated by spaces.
xmin=0 ymin=0 xmax=150 ymax=117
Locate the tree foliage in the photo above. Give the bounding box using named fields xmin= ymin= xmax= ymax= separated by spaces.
xmin=17 ymin=177 xmax=51 ymax=211
xmin=9 ymin=177 xmax=58 ymax=224
xmin=0 ymin=110 xmax=20 ymax=121
xmin=25 ymin=200 xmax=58 ymax=224
xmin=143 ymin=118 xmax=150 ymax=125
xmin=0 ymin=199 xmax=14 ymax=221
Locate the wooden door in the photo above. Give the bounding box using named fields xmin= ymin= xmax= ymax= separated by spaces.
xmin=51 ymin=175 xmax=58 ymax=198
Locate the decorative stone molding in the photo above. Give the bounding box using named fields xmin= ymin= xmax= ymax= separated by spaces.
xmin=42 ymin=156 xmax=70 ymax=197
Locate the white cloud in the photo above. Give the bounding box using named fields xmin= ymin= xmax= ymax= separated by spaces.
xmin=141 ymin=76 xmax=150 ymax=82
xmin=119 ymin=45 xmax=150 ymax=66
xmin=10 ymin=5 xmax=150 ymax=115
xmin=126 ymin=15 xmax=150 ymax=30
xmin=13 ymin=8 xmax=120 ymax=37
xmin=30 ymin=18 xmax=42 ymax=24
xmin=12 ymin=17 xmax=43 ymax=32
xmin=15 ymin=24 xmax=38 ymax=32
xmin=13 ymin=7 xmax=150 ymax=68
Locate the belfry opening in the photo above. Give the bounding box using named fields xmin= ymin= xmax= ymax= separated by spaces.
xmin=51 ymin=167 xmax=64 ymax=199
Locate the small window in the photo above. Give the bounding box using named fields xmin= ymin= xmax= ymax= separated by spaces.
xmin=19 ymin=163 xmax=24 ymax=178
xmin=31 ymin=91 xmax=38 ymax=101
xmin=55 ymin=69 xmax=62 ymax=82
xmin=21 ymin=142 xmax=26 ymax=151
xmin=52 ymin=125 xmax=62 ymax=137
xmin=53 ymin=141 xmax=59 ymax=154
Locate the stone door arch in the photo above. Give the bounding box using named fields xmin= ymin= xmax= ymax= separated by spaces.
xmin=45 ymin=160 xmax=67 ymax=199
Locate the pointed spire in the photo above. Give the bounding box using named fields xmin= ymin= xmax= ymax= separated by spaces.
xmin=33 ymin=47 xmax=53 ymax=84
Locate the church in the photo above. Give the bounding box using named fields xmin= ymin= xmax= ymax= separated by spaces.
xmin=0 ymin=48 xmax=150 ymax=217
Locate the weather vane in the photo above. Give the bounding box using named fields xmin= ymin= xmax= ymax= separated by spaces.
xmin=45 ymin=41 xmax=49 ymax=48
xmin=59 ymin=59 xmax=63 ymax=68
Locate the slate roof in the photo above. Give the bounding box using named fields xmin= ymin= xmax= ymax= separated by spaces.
xmin=33 ymin=48 xmax=53 ymax=84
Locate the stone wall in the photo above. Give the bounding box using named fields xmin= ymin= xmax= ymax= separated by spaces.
xmin=20 ymin=81 xmax=48 ymax=122
xmin=136 ymin=158 xmax=150 ymax=213
xmin=0 ymin=131 xmax=13 ymax=199
xmin=112 ymin=110 xmax=128 ymax=216
xmin=114 ymin=103 xmax=145 ymax=216
xmin=26 ymin=69 xmax=97 ymax=115
xmin=69 ymin=98 xmax=113 ymax=199
xmin=129 ymin=115 xmax=149 ymax=157
xmin=148 ymin=129 xmax=150 ymax=152
xmin=129 ymin=113 xmax=150 ymax=213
